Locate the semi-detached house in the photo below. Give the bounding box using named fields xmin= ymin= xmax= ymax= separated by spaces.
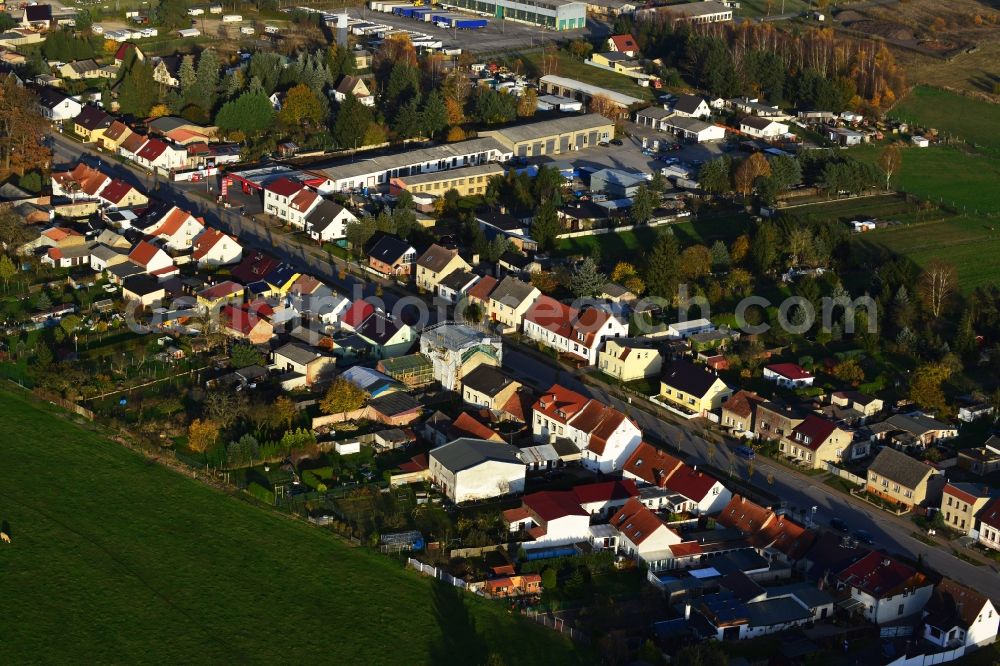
xmin=415 ymin=243 xmax=470 ymax=292
xmin=780 ymin=414 xmax=865 ymax=470
xmin=487 ymin=276 xmax=539 ymax=334
xmin=523 ymin=296 xmax=627 ymax=365
xmin=532 ymin=383 xmax=642 ymax=473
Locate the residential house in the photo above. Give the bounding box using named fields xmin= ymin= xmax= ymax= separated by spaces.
xmin=763 ymin=363 xmax=814 ymax=389
xmin=272 ymin=342 xmax=335 ymax=388
xmin=722 ymin=390 xmax=765 ymax=437
xmin=466 ymin=275 xmax=498 ymax=309
xmin=98 ymin=179 xmax=147 ymax=210
xmin=332 ymin=75 xmax=374 ymax=107
xmin=122 ymin=274 xmax=166 ymax=307
xmin=118 ymin=132 xmax=148 ymax=162
xmin=232 ymin=249 xmax=280 ymax=285
xmin=607 ymin=34 xmax=638 ymax=57
xmin=978 ymin=497 xmax=1000 ymax=552
xmin=354 ymin=312 xmax=417 ymax=359
xmin=58 ymin=59 xmax=101 ymax=80
xmin=717 ymin=495 xmax=816 ymax=563
xmin=114 ymin=42 xmax=143 ymax=67
xmin=923 ymin=578 xmax=999 ymax=649
xmin=740 ymin=116 xmax=789 ymax=139
xmin=661 ymin=464 xmax=731 ymax=515
xmin=780 ymin=414 xmax=863 ymax=469
xmin=263 ymin=177 xmax=317 ymax=228
xmin=133 ymin=138 xmax=187 ymax=173
xmin=89 ymin=244 xmax=128 ymax=272
xmin=870 ymin=413 xmax=958 ymax=449
xmin=829 ymin=390 xmax=884 ymax=419
xmin=941 ymin=483 xmax=996 ymax=537
xmin=866 ymin=447 xmax=941 ymax=508
xmin=146 ymin=206 xmax=204 ymax=250
xmin=72 ymin=106 xmax=112 ymax=143
xmin=128 ymin=240 xmax=173 ymax=274
xmin=589 ymin=168 xmax=645 ymax=198
xmin=503 ymin=490 xmax=591 ymax=548
xmin=532 ymin=383 xmax=642 ymax=473
xmin=574 ymin=479 xmax=640 ymax=519
xmin=43 ymin=244 xmax=92 ymax=268
xmin=367 ymin=235 xmax=416 ymax=277
xmin=415 ymin=243 xmax=470 ymax=292
xmin=753 ymin=401 xmax=806 ymax=441
xmin=437 ymin=270 xmax=479 ymax=304
xmin=305 ymin=199 xmax=357 ymax=243
xmin=51 ymin=162 xmax=109 ymax=199
xmin=192 ymin=228 xmax=242 ymax=267
xmin=428 ymin=437 xmax=525 ymax=503
xmin=523 ymin=297 xmax=628 ymax=365
xmin=622 ymin=441 xmax=684 ymax=489
xmin=959 ymin=439 xmax=1000 ymax=477
xmin=487 ymin=276 xmax=540 ymax=333
xmin=598 ymin=338 xmax=663 ymax=382
xmin=196 ymin=280 xmax=244 ymax=310
xmin=36 ymin=87 xmax=82 ymax=122
xmin=610 ymin=498 xmax=682 ymax=569
xmin=837 ymin=552 xmax=933 ymax=625
xmin=671 ymin=93 xmax=711 ymax=119
xmin=450 ymin=412 xmax=503 ymax=442
xmin=221 ymin=304 xmax=274 ymax=344
xmin=658 ymin=359 xmax=732 ymax=417
xmin=460 ymin=364 xmax=522 ymax=413
xmin=151 ymin=55 xmax=181 ymax=87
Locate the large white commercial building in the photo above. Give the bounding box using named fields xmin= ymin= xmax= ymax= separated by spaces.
xmin=443 ymin=0 xmax=586 ymax=31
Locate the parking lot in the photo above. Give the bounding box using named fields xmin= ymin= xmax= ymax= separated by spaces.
xmin=529 ymin=122 xmax=727 ymax=181
xmin=346 ymin=6 xmax=609 ymax=54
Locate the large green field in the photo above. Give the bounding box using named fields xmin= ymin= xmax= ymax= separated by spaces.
xmin=0 ymin=388 xmax=587 ymax=664
xmin=557 ymin=214 xmax=752 ymax=260
xmin=852 ymin=216 xmax=1000 ymax=291
xmin=890 ymin=86 xmax=1000 ymax=154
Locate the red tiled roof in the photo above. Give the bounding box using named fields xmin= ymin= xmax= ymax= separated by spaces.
xmin=398 ymin=453 xmax=428 ymax=473
xmin=136 ymin=138 xmax=169 ymax=161
xmin=502 ymin=506 xmax=532 ymax=524
xmin=571 ymin=479 xmax=638 ymax=505
xmin=103 ymin=120 xmax=132 ymax=142
xmin=47 ymin=247 xmax=62 ymax=260
xmin=622 ymin=442 xmax=683 ymax=488
xmin=192 ymin=228 xmax=235 ymax=260
xmin=466 ymin=275 xmax=497 ymax=302
xmin=718 ymin=495 xmax=774 ymax=534
xmin=663 ymin=464 xmax=720 ymax=502
xmin=766 ymin=362 xmax=813 ymax=380
xmin=757 ymin=515 xmax=815 ymax=559
xmin=232 ymin=250 xmax=279 ymax=283
xmin=532 ymin=383 xmax=589 ymax=424
xmin=610 ymin=497 xmax=675 ymax=546
xmin=265 ymin=176 xmax=305 ymax=198
xmin=128 ymin=240 xmax=161 ymax=267
xmin=788 ymin=415 xmax=838 ymax=451
xmin=524 ymin=297 xmax=613 ymax=351
xmin=120 ymin=132 xmax=148 ymax=154
xmin=670 ymin=541 xmax=703 ymax=557
xmin=838 ymin=551 xmax=928 ymax=599
xmin=222 ymin=304 xmax=265 ymax=335
xmin=53 ymin=162 xmax=109 ymax=196
xmin=197 ymin=280 xmax=243 ymax=301
xmin=341 ymin=299 xmax=375 ymax=328
xmin=523 ymin=491 xmax=588 ymax=522
xmin=99 ymin=179 xmax=135 ymax=204
xmin=501 ymin=389 xmax=531 ymax=423
xmin=290 ymin=188 xmax=319 ymax=212
xmin=610 ymin=34 xmax=637 ymax=52
xmin=943 ymin=483 xmax=984 ymax=505
xmin=452 ymin=412 xmax=501 ymax=441
xmin=151 ymin=206 xmax=199 ymax=239
xmin=723 ymin=390 xmax=764 ymax=419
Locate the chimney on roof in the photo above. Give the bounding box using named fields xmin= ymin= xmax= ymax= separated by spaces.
xmin=684 ymin=603 xmax=691 ymax=620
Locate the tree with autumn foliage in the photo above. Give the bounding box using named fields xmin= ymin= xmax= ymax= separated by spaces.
xmin=733 ymin=153 xmax=771 ymax=199
xmin=188 ymin=418 xmax=221 ymax=453
xmin=517 ymin=88 xmax=537 ymax=118
xmin=278 ymin=83 xmax=325 ymax=127
xmin=0 ymin=78 xmax=50 ymax=178
xmin=588 ymin=94 xmax=623 ymax=122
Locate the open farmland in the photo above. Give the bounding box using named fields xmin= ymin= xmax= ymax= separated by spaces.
xmin=851 ymin=216 xmax=1000 ymax=291
xmin=556 ymin=214 xmax=751 ymax=261
xmin=889 ymin=86 xmax=1000 ymax=153
xmin=0 ymin=388 xmax=587 ymax=665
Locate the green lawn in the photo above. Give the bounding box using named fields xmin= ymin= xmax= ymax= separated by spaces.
xmin=0 ymin=387 xmax=587 ymax=664
xmin=890 ymin=86 xmax=1000 ymax=154
xmin=518 ymin=51 xmax=654 ymax=101
xmin=557 ymin=214 xmax=751 ymax=261
xmin=735 ymin=0 xmax=810 ymax=18
xmin=851 ymin=215 xmax=1000 ymax=291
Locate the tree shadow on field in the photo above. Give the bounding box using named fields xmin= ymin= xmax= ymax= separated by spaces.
xmin=2 ymin=520 xmax=10 ymax=537
xmin=429 ymin=580 xmax=488 ymax=666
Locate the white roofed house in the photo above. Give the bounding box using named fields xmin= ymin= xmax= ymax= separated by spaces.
xmin=428 ymin=438 xmax=525 ymax=503
xmin=305 ymin=199 xmax=358 ymax=243
xmin=531 ymin=383 xmax=642 ymax=473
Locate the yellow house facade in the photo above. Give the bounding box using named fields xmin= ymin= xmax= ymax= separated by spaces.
xmin=415 ymin=244 xmax=471 ymax=292
xmin=659 ymin=359 xmax=732 ymax=416
xmin=598 ymin=339 xmax=663 ymax=382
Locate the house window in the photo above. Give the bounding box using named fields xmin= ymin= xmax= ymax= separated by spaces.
xmin=898 ymin=604 xmax=905 ymax=616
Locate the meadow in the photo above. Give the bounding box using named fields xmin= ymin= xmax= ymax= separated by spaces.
xmin=889 ymin=86 xmax=1000 ymax=153
xmin=0 ymin=387 xmax=587 ymax=665
xmin=518 ymin=51 xmax=655 ymax=101
xmin=556 ymin=214 xmax=752 ymax=261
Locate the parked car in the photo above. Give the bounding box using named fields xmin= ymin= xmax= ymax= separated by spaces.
xmin=734 ymin=445 xmax=755 ymax=460
xmin=830 ymin=518 xmax=849 ymax=533
xmin=853 ymin=529 xmax=874 ymax=545
xmin=610 ymin=138 xmax=623 ymax=146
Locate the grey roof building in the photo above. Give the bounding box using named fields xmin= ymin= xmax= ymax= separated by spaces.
xmin=430 ymin=438 xmax=523 ymax=473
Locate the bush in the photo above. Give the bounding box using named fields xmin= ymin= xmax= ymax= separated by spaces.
xmin=247 ymin=482 xmax=275 ymax=505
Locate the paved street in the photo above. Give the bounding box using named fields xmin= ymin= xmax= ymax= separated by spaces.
xmin=503 ymin=346 xmax=1000 ymax=600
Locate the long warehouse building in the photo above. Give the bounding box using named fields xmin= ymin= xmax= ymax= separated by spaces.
xmin=441 ymin=0 xmax=586 ymax=31
xmin=311 ymin=138 xmax=512 ymax=192
xmin=480 ymin=113 xmax=615 ymax=158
